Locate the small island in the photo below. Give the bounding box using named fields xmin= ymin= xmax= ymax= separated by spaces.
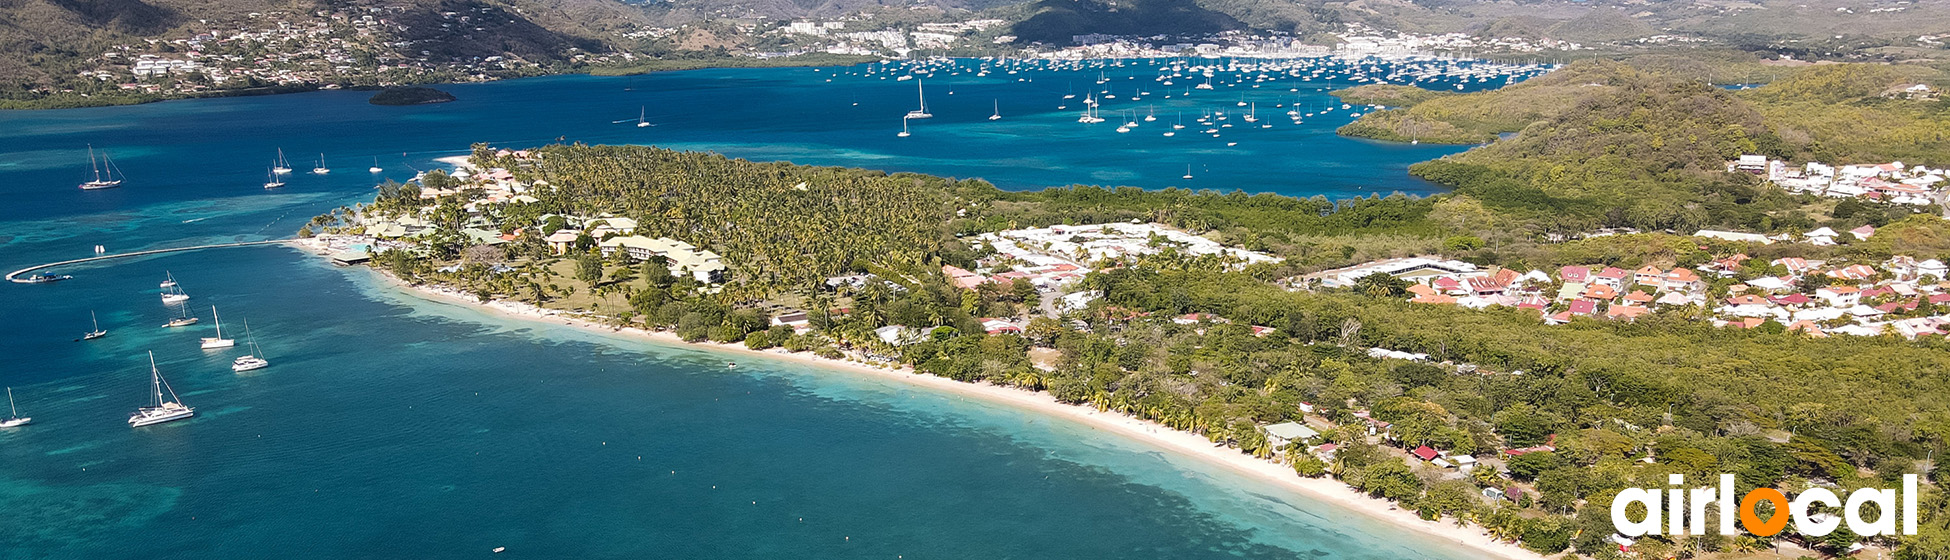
xmin=368 ymin=87 xmax=456 ymax=106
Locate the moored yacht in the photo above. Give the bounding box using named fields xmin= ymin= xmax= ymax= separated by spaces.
xmin=161 ymin=276 xmax=190 ymax=304
xmin=232 ymin=318 xmax=269 ymax=372
xmin=904 ymin=80 xmax=932 ymax=119
xmin=311 ymin=154 xmax=330 ymax=174
xmin=82 ymin=311 xmax=107 ymax=340
xmin=200 ymin=306 xmax=234 ymax=349
xmin=1 ymin=388 xmax=29 ymax=428
xmin=163 ymin=304 xmax=198 ymax=327
xmin=129 ymin=352 xmax=194 ymax=427
xmin=79 ymin=145 xmax=125 ymax=190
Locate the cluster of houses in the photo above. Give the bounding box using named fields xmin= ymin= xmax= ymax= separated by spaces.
xmin=88 ymin=6 xmax=542 ymax=96
xmin=964 ymin=222 xmax=1277 ymax=292
xmin=1317 ymin=250 xmax=1950 ymax=339
xmin=1734 ymin=155 xmax=1946 ymax=206
xmin=354 ymin=156 xmax=729 ymax=284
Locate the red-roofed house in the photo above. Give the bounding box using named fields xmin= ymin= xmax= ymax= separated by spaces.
xmin=1851 ymin=225 xmax=1877 ymax=240
xmin=1828 ymin=264 xmax=1877 ymax=281
xmin=942 ymin=265 xmax=989 ymax=290
xmin=1663 ymin=268 xmax=1704 ymax=292
xmin=1594 ymin=267 xmax=1629 ymax=288
xmin=1607 ymin=305 xmax=1651 ymax=321
xmin=1412 ymin=446 xmax=1440 ymax=461
xmin=1582 ymin=284 xmax=1619 ymax=302
xmin=1467 ymin=276 xmax=1510 ymax=296
xmin=1559 ymin=266 xmax=1590 ymax=283
xmin=1567 ymin=300 xmax=1598 ymax=316
xmin=1410 ymin=292 xmax=1458 ymax=305
xmin=1431 ymin=277 xmax=1466 ymax=295
xmin=1771 ymin=293 xmax=1812 ymax=307
xmin=1633 ymin=265 xmax=1664 ymax=287
xmin=1773 ymin=257 xmax=1815 ymax=275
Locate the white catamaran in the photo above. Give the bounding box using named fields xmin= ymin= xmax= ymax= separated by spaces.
xmin=79 ymin=144 xmax=125 ymax=190
xmin=232 ymin=318 xmax=270 ymax=372
xmin=905 ymin=80 xmax=932 ymax=119
xmin=129 ymin=352 xmax=194 ymax=427
xmin=200 ymin=306 xmax=235 ymax=349
xmin=1 ymin=388 xmax=29 ymax=428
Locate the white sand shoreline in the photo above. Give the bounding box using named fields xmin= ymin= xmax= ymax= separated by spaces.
xmin=323 ymin=249 xmax=1542 ymax=560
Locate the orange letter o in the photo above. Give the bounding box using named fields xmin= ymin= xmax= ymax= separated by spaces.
xmin=1741 ymin=489 xmax=1791 ymax=537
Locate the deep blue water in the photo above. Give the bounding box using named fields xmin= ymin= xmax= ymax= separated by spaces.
xmin=0 ymin=58 xmax=1518 ymax=559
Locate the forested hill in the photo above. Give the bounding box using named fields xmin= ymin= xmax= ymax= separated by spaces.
xmin=1336 ymin=59 xmax=1950 ymax=236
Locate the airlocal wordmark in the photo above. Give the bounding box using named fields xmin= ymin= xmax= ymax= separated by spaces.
xmin=1612 ymin=474 xmax=1918 ymax=537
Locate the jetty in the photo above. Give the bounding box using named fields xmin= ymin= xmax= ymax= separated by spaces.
xmin=6 ymin=240 xmax=288 ymax=283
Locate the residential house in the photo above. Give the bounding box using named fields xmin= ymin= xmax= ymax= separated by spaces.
xmin=544 ymin=230 xmax=581 ymax=255
xmin=1817 ymin=286 xmax=1863 ymax=307
xmin=1593 ymin=267 xmax=1629 ymax=288
xmin=1264 ymin=422 xmax=1320 ymax=450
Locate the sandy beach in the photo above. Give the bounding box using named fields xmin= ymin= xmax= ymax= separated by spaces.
xmin=310 ymin=245 xmax=1545 ymax=560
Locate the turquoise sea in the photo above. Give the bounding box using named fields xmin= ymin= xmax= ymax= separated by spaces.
xmin=0 ymin=58 xmax=1512 ymax=559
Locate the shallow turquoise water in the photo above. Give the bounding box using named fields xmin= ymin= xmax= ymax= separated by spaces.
xmin=0 ymin=59 xmax=1506 ymax=559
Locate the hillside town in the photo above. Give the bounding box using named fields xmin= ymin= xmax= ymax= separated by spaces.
xmin=1306 ymin=238 xmax=1950 ymax=339
xmin=1733 ymin=153 xmax=1947 ymax=207
xmin=76 ymin=6 xmax=557 ymax=97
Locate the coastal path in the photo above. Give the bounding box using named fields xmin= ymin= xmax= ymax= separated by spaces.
xmin=6 ymin=240 xmax=289 ymax=283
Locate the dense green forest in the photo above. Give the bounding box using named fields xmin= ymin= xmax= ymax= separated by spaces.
xmin=1334 ymin=59 xmax=1950 ymax=238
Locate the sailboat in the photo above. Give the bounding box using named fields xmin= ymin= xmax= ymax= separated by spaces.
xmin=263 ymin=168 xmax=285 ymax=189
xmin=1 ymin=388 xmax=28 ymax=428
xmin=163 ymin=304 xmax=198 ymax=328
xmin=79 ymin=145 xmax=125 ymax=190
xmin=161 ymin=275 xmax=190 ymax=304
xmin=129 ymin=352 xmax=194 ymax=427
xmin=272 ymin=149 xmax=293 ymax=174
xmin=904 ymin=80 xmax=932 ymax=119
xmin=200 ymin=306 xmax=235 ymax=349
xmin=636 ymin=107 xmax=651 ymax=128
xmin=897 ymin=117 xmax=911 ymax=138
xmin=311 ymin=154 xmax=330 ymax=174
xmin=989 ymin=100 xmax=1001 ymax=121
xmin=82 ymin=311 xmax=107 ymax=340
xmin=368 ymin=157 xmax=383 ymax=173
xmin=160 ymin=271 xmax=178 ymax=289
xmin=232 ymin=318 xmax=269 ymax=372
xmin=1183 ymin=165 xmax=1194 ymax=180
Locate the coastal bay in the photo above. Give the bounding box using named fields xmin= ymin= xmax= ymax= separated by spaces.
xmin=0 ymin=60 xmax=1519 ymax=558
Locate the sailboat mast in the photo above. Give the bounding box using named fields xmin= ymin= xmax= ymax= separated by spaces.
xmin=8 ymin=388 xmax=16 ymax=418
xmin=88 ymin=145 xmax=102 ymax=182
xmin=212 ymin=306 xmax=221 ymax=337
xmin=149 ymin=352 xmax=163 ymax=407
